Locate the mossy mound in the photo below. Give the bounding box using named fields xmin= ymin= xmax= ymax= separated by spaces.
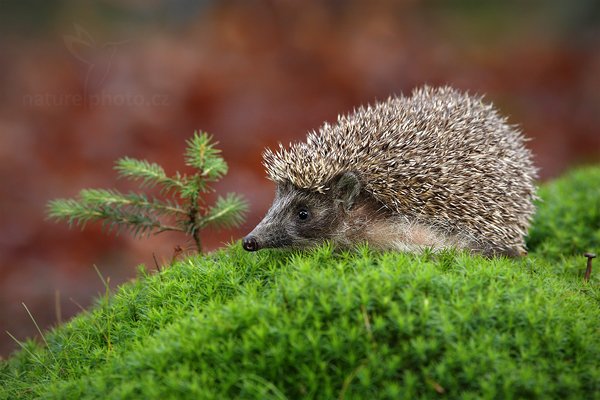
xmin=2 ymin=166 xmax=599 ymax=400
xmin=527 ymin=165 xmax=600 ymax=258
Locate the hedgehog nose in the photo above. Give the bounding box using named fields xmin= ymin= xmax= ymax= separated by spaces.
xmin=242 ymin=236 xmax=259 ymax=252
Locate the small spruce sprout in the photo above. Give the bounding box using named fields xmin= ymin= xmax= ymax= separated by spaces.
xmin=47 ymin=131 xmax=248 ymax=253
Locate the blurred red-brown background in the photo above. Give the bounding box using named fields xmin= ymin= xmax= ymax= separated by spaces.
xmin=0 ymin=0 xmax=599 ymax=357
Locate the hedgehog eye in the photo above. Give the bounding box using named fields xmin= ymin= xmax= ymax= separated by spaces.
xmin=297 ymin=208 xmax=310 ymax=221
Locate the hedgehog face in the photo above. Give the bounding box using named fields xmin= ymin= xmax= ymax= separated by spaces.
xmin=242 ymin=172 xmax=361 ymax=251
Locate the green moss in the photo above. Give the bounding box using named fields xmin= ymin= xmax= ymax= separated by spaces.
xmin=528 ymin=165 xmax=600 ymax=258
xmin=2 ymin=166 xmax=599 ymax=400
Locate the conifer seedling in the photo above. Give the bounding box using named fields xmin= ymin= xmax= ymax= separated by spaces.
xmin=47 ymin=132 xmax=247 ymax=253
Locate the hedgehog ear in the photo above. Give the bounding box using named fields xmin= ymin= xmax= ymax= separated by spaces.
xmin=334 ymin=172 xmax=361 ymax=211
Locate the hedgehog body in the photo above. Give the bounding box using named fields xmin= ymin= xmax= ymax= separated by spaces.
xmin=243 ymin=86 xmax=537 ymax=257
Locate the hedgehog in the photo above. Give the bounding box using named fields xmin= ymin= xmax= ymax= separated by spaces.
xmin=242 ymin=86 xmax=537 ymax=257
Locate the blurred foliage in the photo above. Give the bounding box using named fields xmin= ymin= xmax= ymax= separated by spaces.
xmin=1 ymin=0 xmax=599 ymax=37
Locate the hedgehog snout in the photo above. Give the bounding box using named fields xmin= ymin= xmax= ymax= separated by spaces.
xmin=242 ymin=236 xmax=260 ymax=252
